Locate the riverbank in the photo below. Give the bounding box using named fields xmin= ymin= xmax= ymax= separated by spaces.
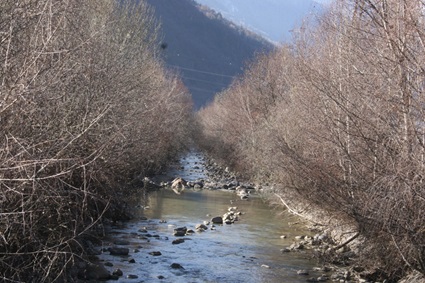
xmin=202 ymin=156 xmax=375 ymax=283
xmin=203 ymin=156 xmax=425 ymax=283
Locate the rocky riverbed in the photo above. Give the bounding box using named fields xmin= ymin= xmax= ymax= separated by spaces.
xmin=76 ymin=151 xmax=385 ymax=283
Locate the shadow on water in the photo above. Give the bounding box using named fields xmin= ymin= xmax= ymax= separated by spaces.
xmin=98 ymin=151 xmax=324 ymax=282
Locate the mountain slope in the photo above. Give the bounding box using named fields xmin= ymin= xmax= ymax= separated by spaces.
xmin=146 ymin=0 xmax=273 ymax=109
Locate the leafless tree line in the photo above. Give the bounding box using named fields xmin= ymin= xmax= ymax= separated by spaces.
xmin=0 ymin=1 xmax=192 ymax=281
xmin=196 ymin=0 xmax=425 ymax=280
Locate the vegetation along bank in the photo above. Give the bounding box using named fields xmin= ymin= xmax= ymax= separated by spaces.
xmin=0 ymin=1 xmax=192 ymax=281
xmin=196 ymin=0 xmax=425 ymax=282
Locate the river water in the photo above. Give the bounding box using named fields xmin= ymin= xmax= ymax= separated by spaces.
xmin=98 ymin=151 xmax=324 ymax=282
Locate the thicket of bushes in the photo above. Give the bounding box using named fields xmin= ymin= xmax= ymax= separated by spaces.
xmin=197 ymin=0 xmax=425 ymax=280
xmin=0 ymin=1 xmax=192 ymax=281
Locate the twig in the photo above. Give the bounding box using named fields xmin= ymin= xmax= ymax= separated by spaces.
xmin=331 ymin=231 xmax=360 ymax=251
xmin=391 ymin=234 xmax=413 ymax=268
xmin=274 ymin=193 xmax=325 ymax=226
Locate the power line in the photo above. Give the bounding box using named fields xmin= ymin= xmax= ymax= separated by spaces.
xmin=188 ymin=86 xmax=219 ymax=93
xmin=181 ymin=75 xmax=229 ymax=87
xmin=168 ymin=64 xmax=236 ymax=79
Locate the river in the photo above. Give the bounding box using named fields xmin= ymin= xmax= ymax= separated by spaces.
xmin=97 ymin=151 xmax=325 ymax=282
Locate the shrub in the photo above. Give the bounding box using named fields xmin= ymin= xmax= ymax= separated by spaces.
xmin=196 ymin=0 xmax=425 ymax=279
xmin=0 ymin=0 xmax=192 ymax=281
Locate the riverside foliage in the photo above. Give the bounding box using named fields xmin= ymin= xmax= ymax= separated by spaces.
xmin=196 ymin=0 xmax=425 ymax=280
xmin=0 ymin=0 xmax=192 ymax=281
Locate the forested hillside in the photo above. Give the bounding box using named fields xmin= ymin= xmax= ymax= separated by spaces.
xmin=146 ymin=0 xmax=273 ymax=108
xmin=197 ymin=0 xmax=425 ymax=281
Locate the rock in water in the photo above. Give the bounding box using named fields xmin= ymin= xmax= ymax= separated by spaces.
xmin=170 ymin=263 xmax=184 ymax=269
xmin=112 ymin=269 xmax=123 ymax=277
xmin=211 ymin=216 xmax=223 ymax=224
xmin=108 ymin=247 xmax=129 ymax=256
xmin=171 ymin=177 xmax=187 ymax=194
xmin=173 ymin=226 xmax=187 ymax=236
xmin=149 ymin=251 xmax=162 ymax=256
xmin=196 ymin=223 xmax=208 ymax=231
xmin=172 ymin=238 xmax=185 ymax=245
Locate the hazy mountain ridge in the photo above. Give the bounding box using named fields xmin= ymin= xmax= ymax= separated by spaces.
xmin=194 ymin=0 xmax=324 ymax=42
xmin=146 ymin=0 xmax=274 ymax=109
xmin=196 ymin=4 xmax=274 ymax=45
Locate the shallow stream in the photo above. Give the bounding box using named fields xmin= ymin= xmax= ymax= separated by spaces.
xmin=98 ymin=151 xmax=324 ymax=282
